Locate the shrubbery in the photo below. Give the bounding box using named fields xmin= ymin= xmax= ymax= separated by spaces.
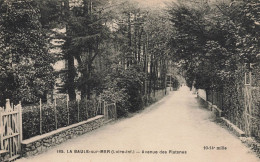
xmin=100 ymin=64 xmax=145 ymax=117
xmin=99 ymin=64 xmax=173 ymax=118
xmin=22 ymin=105 xmax=41 ymax=139
xmin=22 ymin=98 xmax=100 ymax=140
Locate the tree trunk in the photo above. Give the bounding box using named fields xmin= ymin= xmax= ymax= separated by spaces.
xmin=67 ymin=53 xmax=76 ymax=101
xmin=64 ymin=1 xmax=76 ymax=101
xmin=138 ymin=29 xmax=142 ymax=62
xmin=86 ymin=47 xmax=94 ymax=99
xmin=81 ymin=68 xmax=88 ymax=99
xmin=149 ymin=54 xmax=153 ymax=95
xmin=127 ymin=12 xmax=132 ymax=67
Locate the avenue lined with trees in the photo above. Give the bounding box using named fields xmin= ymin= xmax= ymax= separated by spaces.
xmin=0 ymin=0 xmax=259 ymax=155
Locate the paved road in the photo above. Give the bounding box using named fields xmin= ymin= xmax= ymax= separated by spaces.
xmin=17 ymin=86 xmax=259 ymax=162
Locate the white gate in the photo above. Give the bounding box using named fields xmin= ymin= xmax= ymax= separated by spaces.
xmin=0 ymin=99 xmax=22 ymax=161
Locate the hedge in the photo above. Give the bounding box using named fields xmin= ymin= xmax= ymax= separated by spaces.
xmin=22 ymin=98 xmax=100 ymax=140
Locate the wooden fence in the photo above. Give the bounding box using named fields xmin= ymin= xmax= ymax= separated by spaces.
xmin=199 ymin=65 xmax=260 ymax=140
xmin=22 ymin=95 xmax=116 ymax=139
xmin=0 ymin=95 xmax=116 ymax=161
xmin=206 ymin=90 xmax=224 ymax=111
xmin=0 ymin=99 xmax=22 ymax=161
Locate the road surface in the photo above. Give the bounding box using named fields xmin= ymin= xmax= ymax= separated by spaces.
xmin=17 ymin=86 xmax=259 ymax=162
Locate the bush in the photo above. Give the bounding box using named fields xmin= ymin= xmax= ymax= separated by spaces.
xmin=78 ymin=99 xmax=88 ymax=121
xmin=22 ymin=97 xmax=101 ymax=139
xmin=101 ymin=64 xmax=146 ymax=117
xmin=56 ymin=100 xmax=69 ymax=128
xmin=42 ymin=104 xmax=56 ymax=134
xmin=128 ymin=87 xmax=143 ymax=112
xmin=68 ymin=100 xmax=78 ymax=125
xmin=22 ymin=105 xmax=40 ymax=140
xmin=100 ymin=88 xmax=129 ymax=118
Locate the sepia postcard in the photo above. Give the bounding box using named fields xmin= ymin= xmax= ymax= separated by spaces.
xmin=0 ymin=0 xmax=259 ymax=161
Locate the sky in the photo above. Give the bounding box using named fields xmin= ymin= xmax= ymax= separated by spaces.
xmin=133 ymin=0 xmax=176 ymax=8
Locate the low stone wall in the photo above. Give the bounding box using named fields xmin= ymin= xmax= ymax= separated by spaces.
xmin=197 ymin=89 xmax=260 ymax=157
xmin=0 ymin=150 xmax=9 ymax=162
xmin=220 ymin=117 xmax=245 ymax=137
xmin=21 ymin=115 xmax=105 ymax=157
xmin=197 ymin=94 xmax=222 ymax=117
xmin=240 ymin=137 xmax=260 ymax=157
xmin=207 ymin=101 xmax=213 ymax=111
xmin=212 ymin=105 xmax=222 ymax=117
xmin=197 ymin=89 xmax=206 ymax=100
xmin=197 ymin=94 xmax=245 ymax=136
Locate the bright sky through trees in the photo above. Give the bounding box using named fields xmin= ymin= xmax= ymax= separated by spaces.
xmin=133 ymin=0 xmax=175 ymax=8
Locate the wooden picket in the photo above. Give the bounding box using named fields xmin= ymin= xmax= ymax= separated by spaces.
xmin=0 ymin=99 xmax=22 ymax=161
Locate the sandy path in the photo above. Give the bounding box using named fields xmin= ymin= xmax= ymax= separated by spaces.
xmin=16 ymin=86 xmax=259 ymax=162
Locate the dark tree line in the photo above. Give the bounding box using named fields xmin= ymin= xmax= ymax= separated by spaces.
xmin=167 ymin=0 xmax=260 ymax=138
xmin=167 ymin=0 xmax=259 ymax=90
xmin=0 ymin=0 xmax=179 ymax=116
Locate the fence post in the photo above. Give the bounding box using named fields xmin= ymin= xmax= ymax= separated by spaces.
xmin=221 ymin=93 xmax=224 ymax=110
xmin=0 ymin=106 xmax=4 ymax=150
xmin=18 ymin=101 xmax=23 ymax=152
xmin=6 ymin=99 xmax=11 ymax=112
xmin=77 ymin=99 xmax=80 ymax=122
xmin=99 ymin=97 xmax=102 ymax=115
xmin=103 ymin=101 xmax=107 ymax=119
xmin=86 ymin=100 xmax=88 ymax=120
xmin=40 ymin=98 xmax=42 ymax=135
xmin=67 ymin=94 xmax=69 ymax=125
xmin=114 ymin=103 xmax=117 ymax=119
xmin=103 ymin=101 xmax=105 ymax=115
xmin=54 ymin=97 xmax=57 ymax=130
xmin=212 ymin=90 xmax=214 ymax=105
